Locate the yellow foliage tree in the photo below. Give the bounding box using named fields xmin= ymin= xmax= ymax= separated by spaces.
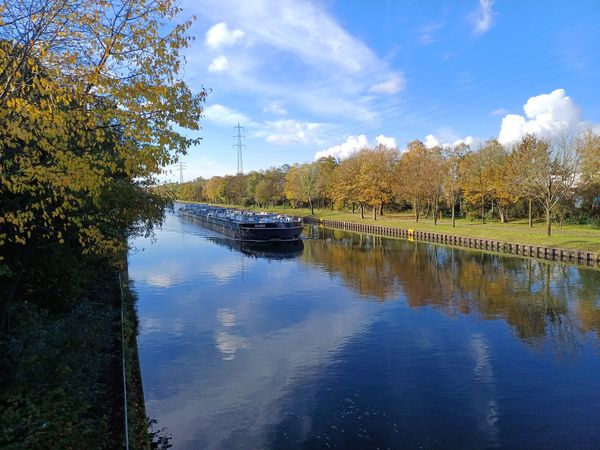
xmin=0 ymin=0 xmax=206 ymax=255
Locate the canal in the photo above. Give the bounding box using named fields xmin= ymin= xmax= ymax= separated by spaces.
xmin=129 ymin=210 xmax=600 ymax=449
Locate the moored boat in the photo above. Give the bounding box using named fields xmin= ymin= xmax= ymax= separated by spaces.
xmin=178 ymin=204 xmax=304 ymax=242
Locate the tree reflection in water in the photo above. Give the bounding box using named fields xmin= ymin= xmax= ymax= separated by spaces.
xmin=303 ymin=226 xmax=600 ymax=351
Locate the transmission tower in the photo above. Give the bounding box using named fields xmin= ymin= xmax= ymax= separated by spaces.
xmin=233 ymin=122 xmax=246 ymax=174
xmin=178 ymin=160 xmax=187 ymax=183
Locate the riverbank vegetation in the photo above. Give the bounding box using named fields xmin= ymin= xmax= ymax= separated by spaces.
xmin=1 ymin=0 xmax=204 ymax=447
xmin=166 ymin=131 xmax=599 ymax=241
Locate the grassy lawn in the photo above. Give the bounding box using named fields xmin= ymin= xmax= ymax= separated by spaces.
xmin=238 ymin=204 xmax=600 ymax=253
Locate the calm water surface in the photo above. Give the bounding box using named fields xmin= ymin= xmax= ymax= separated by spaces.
xmin=129 ymin=210 xmax=600 ymax=449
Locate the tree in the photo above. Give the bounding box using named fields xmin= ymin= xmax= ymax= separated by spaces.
xmin=179 ymin=180 xmax=204 ymax=202
xmin=576 ymin=130 xmax=600 ymax=216
xmin=461 ymin=140 xmax=513 ymax=223
xmin=204 ymin=176 xmax=225 ymax=203
xmin=315 ymin=156 xmax=337 ymax=210
xmin=482 ymin=140 xmax=517 ymax=223
xmin=0 ymin=0 xmax=206 ymax=255
xmin=510 ymin=134 xmax=578 ymax=236
xmin=255 ymin=166 xmax=286 ymax=207
xmin=443 ymin=143 xmax=468 ymax=227
xmin=245 ymin=171 xmax=263 ymax=206
xmin=360 ymin=146 xmax=398 ymax=220
xmin=396 ymin=140 xmax=437 ymax=223
xmin=331 ymin=150 xmax=366 ymax=217
xmin=284 ymin=163 xmax=319 ymax=214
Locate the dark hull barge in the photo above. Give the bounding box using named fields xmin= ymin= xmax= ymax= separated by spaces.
xmin=179 ymin=204 xmax=303 ymax=242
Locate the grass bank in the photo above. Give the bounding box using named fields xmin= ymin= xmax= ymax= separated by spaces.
xmin=239 ymin=205 xmax=600 ymax=253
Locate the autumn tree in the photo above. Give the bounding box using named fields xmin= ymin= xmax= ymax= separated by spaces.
xmin=204 ymin=176 xmax=225 ymax=203
xmin=481 ymin=140 xmax=516 ymax=223
xmin=284 ymin=162 xmax=319 ymax=214
xmin=0 ymin=0 xmax=206 ymax=256
xmin=510 ymin=134 xmax=578 ymax=236
xmin=360 ymin=146 xmax=398 ymax=220
xmin=315 ymin=156 xmax=337 ymax=210
xmin=255 ymin=166 xmax=286 ymax=207
xmin=179 ymin=179 xmax=204 ymax=202
xmin=331 ymin=149 xmax=368 ymax=217
xmin=443 ymin=143 xmax=468 ymax=227
xmin=576 ymin=130 xmax=600 ymax=216
xmin=396 ymin=140 xmax=436 ymax=223
xmin=460 ymin=140 xmax=513 ymax=223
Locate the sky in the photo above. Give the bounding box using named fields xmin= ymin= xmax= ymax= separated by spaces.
xmin=164 ymin=0 xmax=600 ymax=182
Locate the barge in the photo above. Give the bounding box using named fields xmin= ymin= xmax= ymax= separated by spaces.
xmin=179 ymin=204 xmax=303 ymax=242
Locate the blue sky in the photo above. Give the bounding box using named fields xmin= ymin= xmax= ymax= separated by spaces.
xmin=166 ymin=0 xmax=600 ymax=182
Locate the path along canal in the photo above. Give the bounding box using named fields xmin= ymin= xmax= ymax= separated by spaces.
xmin=129 ymin=210 xmax=600 ymax=449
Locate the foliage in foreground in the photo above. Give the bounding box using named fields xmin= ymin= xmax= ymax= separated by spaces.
xmin=0 ymin=269 xmax=120 ymax=449
xmin=0 ymin=0 xmax=204 ymax=447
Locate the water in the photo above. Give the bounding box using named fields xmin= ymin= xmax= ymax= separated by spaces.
xmin=129 ymin=211 xmax=600 ymax=449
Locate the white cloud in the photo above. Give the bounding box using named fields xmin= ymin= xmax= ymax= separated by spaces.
xmin=424 ymin=134 xmax=440 ymax=148
xmin=263 ymin=101 xmax=287 ymax=115
xmin=204 ymin=104 xmax=252 ymax=126
xmin=205 ymin=22 xmax=246 ymax=48
xmin=424 ymin=133 xmax=477 ymax=149
xmin=368 ymin=74 xmax=405 ymax=95
xmin=452 ymin=136 xmax=476 ymax=147
xmin=375 ymin=134 xmax=397 ymax=148
xmin=497 ymin=88 xmax=588 ymax=145
xmin=208 ymin=55 xmax=229 ymax=72
xmin=187 ymin=0 xmax=403 ymax=124
xmin=314 ymin=135 xmax=369 ymax=160
xmin=472 ymin=0 xmax=495 ymax=35
xmin=257 ymin=120 xmax=321 ymax=144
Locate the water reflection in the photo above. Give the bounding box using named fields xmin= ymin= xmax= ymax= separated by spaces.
xmin=131 ymin=214 xmax=600 ymax=449
xmin=207 ymin=236 xmax=304 ymax=260
xmin=304 ymin=227 xmax=600 ymax=349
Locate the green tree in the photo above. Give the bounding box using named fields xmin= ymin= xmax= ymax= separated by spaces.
xmin=315 ymin=156 xmax=338 ymax=210
xmin=285 ymin=162 xmax=319 ymax=214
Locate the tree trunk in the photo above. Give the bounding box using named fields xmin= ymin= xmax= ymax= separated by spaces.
xmin=352 ymin=202 xmax=355 ymax=214
xmin=433 ymin=196 xmax=439 ymax=226
xmin=360 ymin=203 xmax=364 ymax=219
xmin=309 ymin=196 xmax=314 ymax=215
xmin=498 ymin=206 xmax=505 ymax=223
xmin=372 ymin=206 xmax=376 ymax=220
xmin=546 ymin=207 xmax=552 ymax=236
xmin=528 ymin=198 xmax=533 ymax=227
xmin=379 ymin=202 xmax=384 ymax=216
xmin=451 ymin=196 xmax=456 ymax=228
xmin=481 ymin=196 xmax=486 ymax=224
xmin=414 ymin=197 xmax=420 ymax=223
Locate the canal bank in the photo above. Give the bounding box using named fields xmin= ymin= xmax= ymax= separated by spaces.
xmin=0 ymin=256 xmax=154 ymax=449
xmin=305 ymin=217 xmax=600 ymax=267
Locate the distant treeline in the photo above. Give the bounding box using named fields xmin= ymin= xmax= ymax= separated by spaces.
xmin=163 ymin=132 xmax=599 ymax=236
